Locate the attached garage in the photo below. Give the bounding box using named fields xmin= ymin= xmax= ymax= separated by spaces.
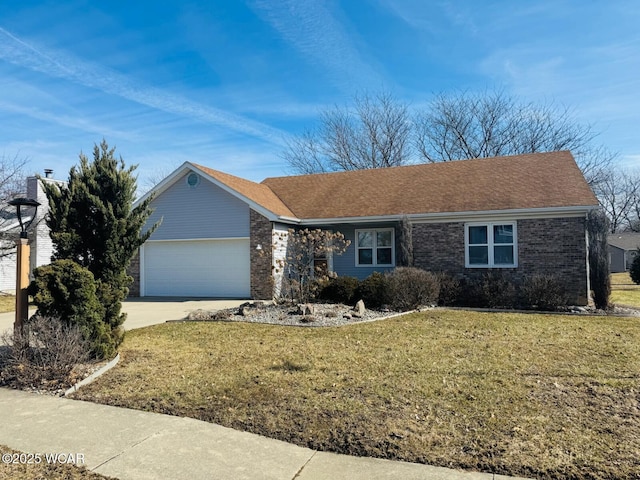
xmin=141 ymin=239 xmax=250 ymax=297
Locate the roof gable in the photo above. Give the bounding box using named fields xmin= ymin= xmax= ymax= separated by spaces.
xmin=191 ymin=164 xmax=295 ymax=218
xmin=136 ymin=162 xmax=295 ymax=220
xmin=261 ymin=151 xmax=598 ymax=220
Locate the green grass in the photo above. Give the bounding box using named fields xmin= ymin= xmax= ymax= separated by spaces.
xmin=611 ymin=272 xmax=640 ymax=307
xmin=74 ymin=310 xmax=640 ymax=479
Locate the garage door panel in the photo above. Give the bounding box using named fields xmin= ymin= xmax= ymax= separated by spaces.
xmin=143 ymin=240 xmax=250 ymax=297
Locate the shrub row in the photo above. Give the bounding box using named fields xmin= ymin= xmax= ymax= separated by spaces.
xmin=319 ymin=268 xmax=440 ymax=311
xmin=319 ymin=268 xmax=571 ymax=311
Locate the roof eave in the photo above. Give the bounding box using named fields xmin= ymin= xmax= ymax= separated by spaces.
xmin=295 ymin=205 xmax=599 ymax=225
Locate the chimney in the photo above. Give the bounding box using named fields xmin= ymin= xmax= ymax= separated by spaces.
xmin=44 ymin=169 xmax=53 ymax=179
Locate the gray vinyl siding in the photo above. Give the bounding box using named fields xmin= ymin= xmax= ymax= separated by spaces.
xmin=144 ymin=173 xmax=249 ymax=240
xmin=609 ymin=245 xmax=625 ymax=273
xmin=321 ymin=223 xmax=397 ymax=280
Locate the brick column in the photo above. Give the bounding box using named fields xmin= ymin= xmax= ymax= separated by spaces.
xmin=250 ymin=210 xmax=273 ymax=299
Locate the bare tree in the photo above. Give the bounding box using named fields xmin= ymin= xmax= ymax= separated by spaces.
xmin=413 ymin=89 xmax=613 ymax=187
xmin=0 ymin=154 xmax=29 ymax=258
xmin=285 ymin=89 xmax=613 ymax=189
xmin=282 ymin=92 xmax=413 ymax=173
xmin=594 ymin=168 xmax=640 ymax=232
xmin=139 ymin=163 xmax=182 ymax=196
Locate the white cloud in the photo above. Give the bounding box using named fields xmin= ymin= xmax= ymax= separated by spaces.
xmin=0 ymin=27 xmax=288 ymax=145
xmin=0 ymin=99 xmax=135 ymax=140
xmin=250 ymin=0 xmax=385 ymax=92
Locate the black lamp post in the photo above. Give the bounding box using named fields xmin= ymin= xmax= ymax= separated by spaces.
xmin=9 ymin=197 xmax=40 ymax=238
xmin=8 ymin=197 xmax=40 ymax=332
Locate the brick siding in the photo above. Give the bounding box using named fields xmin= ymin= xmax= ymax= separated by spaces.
xmin=250 ymin=209 xmax=273 ymax=299
xmin=412 ymin=217 xmax=589 ymax=305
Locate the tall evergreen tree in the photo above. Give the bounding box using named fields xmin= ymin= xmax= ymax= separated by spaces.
xmin=586 ymin=209 xmax=611 ymax=309
xmin=43 ymin=140 xmax=158 ymax=348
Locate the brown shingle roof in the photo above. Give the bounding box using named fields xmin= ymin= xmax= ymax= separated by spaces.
xmin=261 ymin=151 xmax=598 ymax=219
xmin=192 ymin=164 xmax=295 ymax=217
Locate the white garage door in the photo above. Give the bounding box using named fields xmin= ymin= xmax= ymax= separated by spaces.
xmin=143 ymin=239 xmax=250 ymax=297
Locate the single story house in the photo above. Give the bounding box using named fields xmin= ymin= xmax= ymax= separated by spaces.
xmin=608 ymin=233 xmax=640 ymax=273
xmin=131 ymin=151 xmax=599 ymax=304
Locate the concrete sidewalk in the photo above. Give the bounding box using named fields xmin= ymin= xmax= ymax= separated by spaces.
xmin=0 ymin=389 xmax=528 ymax=480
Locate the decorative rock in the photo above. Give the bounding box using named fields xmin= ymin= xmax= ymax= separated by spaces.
xmin=188 ymin=309 xmax=211 ymax=321
xmin=343 ymin=313 xmax=353 ymax=320
xmin=238 ymin=302 xmax=257 ymax=316
xmin=297 ymin=303 xmax=315 ymax=315
xmin=212 ymin=310 xmax=231 ymax=321
xmin=353 ymin=299 xmax=366 ymax=318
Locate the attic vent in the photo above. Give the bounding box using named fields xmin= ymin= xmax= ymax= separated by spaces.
xmin=186 ymin=173 xmax=200 ymax=188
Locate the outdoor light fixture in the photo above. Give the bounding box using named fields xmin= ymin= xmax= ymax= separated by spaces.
xmin=8 ymin=197 xmax=40 ymax=332
xmin=8 ymin=197 xmax=40 ymax=239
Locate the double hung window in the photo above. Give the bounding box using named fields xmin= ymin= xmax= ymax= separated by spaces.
xmin=465 ymin=222 xmax=517 ymax=268
xmin=356 ymin=228 xmax=395 ymax=267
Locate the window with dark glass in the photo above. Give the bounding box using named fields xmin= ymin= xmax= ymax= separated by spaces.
xmin=356 ymin=228 xmax=395 ymax=266
xmin=465 ymin=222 xmax=516 ymax=267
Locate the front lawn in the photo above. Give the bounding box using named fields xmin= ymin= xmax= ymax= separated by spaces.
xmin=0 ymin=295 xmax=14 ymax=314
xmin=73 ymin=310 xmax=640 ymax=479
xmin=611 ymin=272 xmax=640 ymax=308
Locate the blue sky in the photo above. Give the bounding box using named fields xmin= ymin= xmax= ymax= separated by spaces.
xmin=0 ymin=0 xmax=638 ymax=188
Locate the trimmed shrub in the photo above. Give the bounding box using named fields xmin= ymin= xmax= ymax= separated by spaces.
xmin=319 ymin=276 xmax=360 ymax=304
xmin=466 ymin=271 xmax=517 ymax=308
xmin=436 ymin=272 xmax=461 ymax=306
xmin=28 ymin=259 xmax=115 ymax=359
xmin=587 ymin=209 xmax=611 ymax=309
xmin=354 ymin=272 xmax=390 ymax=309
xmin=386 ymin=267 xmax=440 ymax=311
xmin=520 ymin=274 xmax=571 ymax=310
xmin=630 ymin=249 xmax=640 ymax=285
xmin=398 ymin=215 xmax=414 ymax=267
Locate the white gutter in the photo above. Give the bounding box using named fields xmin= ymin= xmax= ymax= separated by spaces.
xmin=284 ymin=205 xmax=599 ymax=225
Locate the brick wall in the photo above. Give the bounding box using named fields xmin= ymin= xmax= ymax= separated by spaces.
xmin=517 ymin=217 xmax=588 ymax=304
xmin=127 ymin=250 xmax=140 ymax=297
xmin=412 ymin=217 xmax=589 ymax=305
xmin=250 ymin=209 xmax=273 ymax=299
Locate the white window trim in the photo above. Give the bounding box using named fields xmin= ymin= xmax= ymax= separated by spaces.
xmin=355 ymin=228 xmax=395 ymax=267
xmin=464 ymin=222 xmax=518 ymax=268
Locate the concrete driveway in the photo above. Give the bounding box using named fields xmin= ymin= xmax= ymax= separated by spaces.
xmin=0 ymin=298 xmax=247 ymax=335
xmin=119 ymin=298 xmax=247 ymax=330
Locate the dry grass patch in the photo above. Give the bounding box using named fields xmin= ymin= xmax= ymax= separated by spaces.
xmin=611 ymin=272 xmax=636 ymax=286
xmin=0 ymin=296 xmax=14 ymax=314
xmin=73 ymin=310 xmax=640 ymax=479
xmin=0 ymin=445 xmax=115 ymax=480
xmin=611 ymin=272 xmax=640 ymax=308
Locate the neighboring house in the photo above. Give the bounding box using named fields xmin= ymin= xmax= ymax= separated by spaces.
xmin=0 ymin=172 xmax=62 ymax=293
xmin=131 ymin=151 xmax=599 ymax=305
xmin=608 ymin=233 xmax=640 ymax=273
xmin=0 ymin=216 xmax=21 ymax=292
